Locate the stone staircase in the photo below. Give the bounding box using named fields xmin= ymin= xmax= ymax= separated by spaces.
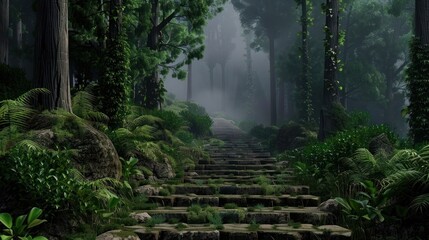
xmin=98 ymin=118 xmax=351 ymax=240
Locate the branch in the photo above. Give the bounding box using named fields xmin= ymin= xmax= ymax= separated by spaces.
xmin=157 ymin=9 xmax=179 ymax=32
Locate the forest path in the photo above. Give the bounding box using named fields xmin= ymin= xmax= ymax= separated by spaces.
xmin=97 ymin=118 xmax=351 ymax=239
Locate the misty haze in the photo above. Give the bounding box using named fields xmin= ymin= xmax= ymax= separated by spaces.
xmin=0 ymin=0 xmax=428 ymax=239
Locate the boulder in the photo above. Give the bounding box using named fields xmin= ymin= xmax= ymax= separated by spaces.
xmin=369 ymin=133 xmax=394 ymax=156
xmin=135 ymin=185 xmax=160 ymax=196
xmin=96 ymin=230 xmax=140 ymax=240
xmin=143 ymin=157 xmax=175 ymax=179
xmin=30 ymin=111 xmax=122 ymax=180
xmin=130 ymin=212 xmax=151 ymax=223
xmin=318 ymin=199 xmax=340 ymax=214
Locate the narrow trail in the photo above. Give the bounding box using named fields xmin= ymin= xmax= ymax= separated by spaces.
xmin=98 ymin=118 xmax=351 ymax=239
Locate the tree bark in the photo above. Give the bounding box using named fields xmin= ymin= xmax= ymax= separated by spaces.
xmin=15 ymin=18 xmax=22 ymax=68
xmin=319 ymin=0 xmax=340 ymax=139
xmin=34 ymin=0 xmax=72 ymax=112
xmin=0 ymin=0 xmax=9 ymax=64
xmin=187 ymin=62 xmax=192 ymax=101
xmin=269 ymin=35 xmax=277 ymax=125
xmin=142 ymin=0 xmax=161 ymax=110
xmin=416 ymin=0 xmax=429 ymax=45
xmin=221 ymin=63 xmax=226 ymax=110
xmin=300 ymin=0 xmax=313 ymax=123
xmin=407 ymin=0 xmax=429 ymax=143
xmin=278 ymin=80 xmax=285 ymax=122
xmin=209 ymin=67 xmax=214 ymax=95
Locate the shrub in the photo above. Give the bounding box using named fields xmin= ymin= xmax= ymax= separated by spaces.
xmin=249 ymin=125 xmax=279 ymax=151
xmin=0 ymin=207 xmax=48 ymax=240
xmin=144 ymin=110 xmax=184 ymax=133
xmin=2 ymin=144 xmax=122 ymax=218
xmin=180 ymin=102 xmax=213 ymax=137
xmin=279 ymin=125 xmax=396 ymax=166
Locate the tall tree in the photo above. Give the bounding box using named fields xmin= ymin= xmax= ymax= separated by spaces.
xmin=0 ymin=0 xmax=9 ymax=64
xmin=139 ymin=0 xmax=226 ymax=110
xmin=318 ymin=0 xmax=341 ymax=139
xmin=232 ymin=0 xmax=289 ymax=125
xmin=34 ymin=0 xmax=72 ymax=112
xmin=407 ymin=0 xmax=429 ymax=144
xmin=99 ymin=0 xmax=130 ymax=128
xmin=299 ymin=0 xmax=314 ymax=123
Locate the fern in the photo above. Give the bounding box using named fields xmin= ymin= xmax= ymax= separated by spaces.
xmin=72 ymin=85 xmax=109 ymax=124
xmin=0 ymin=88 xmax=49 ymax=131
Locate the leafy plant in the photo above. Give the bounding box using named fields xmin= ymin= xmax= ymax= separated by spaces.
xmin=0 ymin=207 xmax=48 ymax=240
xmin=247 ymin=220 xmax=260 ymax=231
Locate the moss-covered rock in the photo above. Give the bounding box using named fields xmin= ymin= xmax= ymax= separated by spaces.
xmin=29 ymin=110 xmax=122 ymax=179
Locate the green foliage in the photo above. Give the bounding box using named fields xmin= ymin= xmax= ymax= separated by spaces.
xmin=247 ymin=220 xmax=260 ymax=231
xmin=99 ymin=34 xmax=131 ymax=129
xmin=180 ymin=103 xmax=213 ymax=137
xmin=0 ymin=89 xmax=49 ymax=131
xmin=281 ymin=125 xmax=396 ymax=164
xmin=72 ymin=85 xmax=109 ymax=125
xmin=249 ymin=125 xmax=279 ymax=151
xmin=406 ymin=38 xmax=429 ymax=144
xmin=281 ymin=125 xmax=396 ymax=197
xmin=223 ymin=203 xmax=238 ymax=209
xmin=0 ymin=64 xmax=31 ymax=101
xmin=175 ymin=130 xmax=195 ymax=144
xmin=187 ymin=205 xmax=220 ymax=224
xmin=143 ymin=110 xmax=184 ymax=133
xmin=0 ymin=207 xmax=48 ymax=240
xmin=2 ymin=144 xmax=124 ymax=218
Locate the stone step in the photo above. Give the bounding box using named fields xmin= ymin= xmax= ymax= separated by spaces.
xmin=112 ymin=224 xmax=351 ymax=240
xmin=209 ymin=153 xmax=272 ymax=158
xmin=148 ymin=194 xmax=320 ymax=207
xmin=168 ymin=184 xmax=308 ymax=195
xmin=184 ymin=177 xmax=294 ymax=185
xmin=198 ymin=159 xmax=277 ymax=165
xmin=184 ymin=174 xmax=294 ymax=181
xmin=195 ymin=164 xmax=277 ymax=171
xmin=141 ymin=206 xmax=333 ymax=225
xmin=194 ymin=169 xmax=289 ymax=176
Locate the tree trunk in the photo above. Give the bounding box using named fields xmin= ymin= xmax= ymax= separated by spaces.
xmin=416 ymin=0 xmax=429 ymax=45
xmin=0 ymin=0 xmax=9 ymax=64
xmin=269 ymin=35 xmax=277 ymax=125
xmin=278 ymin=80 xmax=285 ymax=122
xmin=407 ymin=0 xmax=429 ymax=143
xmin=15 ymin=18 xmax=22 ymax=68
xmin=221 ymin=63 xmax=226 ymax=110
xmin=34 ymin=0 xmax=71 ymax=112
xmin=339 ymin=3 xmax=353 ymax=110
xmin=319 ymin=0 xmax=340 ymax=139
xmin=142 ymin=0 xmax=161 ymax=110
xmin=187 ymin=62 xmax=192 ymax=101
xmin=209 ymin=67 xmax=214 ymax=95
xmin=300 ymin=0 xmax=313 ymax=123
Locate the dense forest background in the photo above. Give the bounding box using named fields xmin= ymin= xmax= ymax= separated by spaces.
xmin=1 ymin=0 xmax=429 ymax=239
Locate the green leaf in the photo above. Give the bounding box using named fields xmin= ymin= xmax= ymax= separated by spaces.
xmin=27 ymin=208 xmax=42 ymax=226
xmin=0 ymin=213 xmax=13 ymax=229
xmin=32 ymin=236 xmax=48 ymax=240
xmin=27 ymin=219 xmax=47 ymax=229
xmin=14 ymin=215 xmax=27 ymax=235
xmin=0 ymin=235 xmax=13 ymax=240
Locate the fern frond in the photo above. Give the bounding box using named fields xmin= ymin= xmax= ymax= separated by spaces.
xmin=353 ymin=148 xmax=376 ymax=167
xmin=14 ymin=139 xmax=43 ymax=151
xmin=72 ymin=85 xmax=109 ymax=123
xmin=410 ymin=193 xmax=429 ymax=213
xmin=130 ymin=115 xmax=164 ymax=130
xmin=14 ymin=88 xmax=50 ymax=105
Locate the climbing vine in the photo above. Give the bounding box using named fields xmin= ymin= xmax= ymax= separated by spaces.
xmin=406 ymin=38 xmax=429 ymax=144
xmin=99 ymin=34 xmax=131 ymax=128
